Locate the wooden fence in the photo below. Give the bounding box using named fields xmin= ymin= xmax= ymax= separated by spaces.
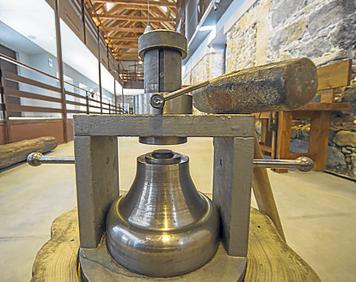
xmin=0 ymin=53 xmax=125 ymax=144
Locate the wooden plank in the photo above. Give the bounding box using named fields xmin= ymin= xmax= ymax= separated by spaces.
xmin=213 ymin=137 xmax=254 ymax=256
xmin=0 ymin=136 xmax=57 ymax=169
xmin=298 ymin=102 xmax=351 ymax=111
xmin=95 ymin=14 xmax=174 ymax=23
xmin=259 ymin=143 xmax=272 ymax=153
xmin=66 ymin=100 xmax=87 ymax=107
xmin=74 ymin=136 xmax=119 ymax=248
xmin=5 ymin=88 xmax=62 ymax=104
xmin=319 ymin=89 xmax=335 ymax=103
xmin=6 ymin=103 xmax=62 ymax=113
xmin=73 ymin=115 xmax=255 ymax=137
xmin=31 ymin=208 xmax=320 ymax=281
xmin=67 ymin=109 xmax=88 ymax=114
xmin=4 ymin=72 xmax=61 ymax=93
xmin=65 ymin=90 xmax=86 ymax=100
xmin=308 ymin=112 xmax=331 ymax=171
xmin=100 ymin=26 xmax=145 ymax=33
xmin=274 ymin=112 xmax=293 ymax=173
xmin=317 ymin=59 xmax=351 ymax=90
xmin=91 ymin=0 xmax=176 ymax=8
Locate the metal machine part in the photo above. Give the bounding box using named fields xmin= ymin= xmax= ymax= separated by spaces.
xmin=26 ymin=151 xmax=314 ymax=172
xmin=106 ymin=149 xmax=219 ymax=277
xmin=137 ymin=29 xmax=192 ymax=145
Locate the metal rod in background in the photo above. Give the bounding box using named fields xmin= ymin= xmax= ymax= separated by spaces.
xmin=54 ymin=0 xmax=68 ymax=143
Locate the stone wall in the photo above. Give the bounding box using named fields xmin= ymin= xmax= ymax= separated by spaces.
xmin=184 ymin=0 xmax=356 ymax=178
xmin=183 ymin=46 xmax=225 ymax=85
xmin=231 ymin=0 xmax=356 ymax=178
xmin=226 ymin=0 xmax=355 ymax=70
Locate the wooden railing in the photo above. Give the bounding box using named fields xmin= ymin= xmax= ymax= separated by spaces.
xmin=0 ymin=53 xmax=125 ymax=144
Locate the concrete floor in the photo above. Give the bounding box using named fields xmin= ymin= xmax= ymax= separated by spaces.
xmin=0 ymin=138 xmax=355 ymax=282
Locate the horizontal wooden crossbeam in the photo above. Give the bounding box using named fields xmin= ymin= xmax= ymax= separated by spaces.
xmin=100 ymin=26 xmax=145 ymax=33
xmin=91 ymin=0 xmax=176 ymax=8
xmin=109 ymin=37 xmax=138 ymax=42
xmin=94 ymin=14 xmax=174 ymax=23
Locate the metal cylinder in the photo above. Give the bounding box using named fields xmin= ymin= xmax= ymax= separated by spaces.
xmin=193 ymin=58 xmax=318 ymax=113
xmin=137 ymin=29 xmax=192 ymax=145
xmin=106 ymin=150 xmax=219 ymax=277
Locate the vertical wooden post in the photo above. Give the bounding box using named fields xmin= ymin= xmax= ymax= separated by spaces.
xmin=54 ymin=0 xmax=68 ymax=143
xmin=274 ymin=111 xmax=293 ymax=173
xmin=81 ymin=0 xmax=86 ymax=43
xmin=213 ymin=137 xmax=254 ymax=257
xmin=74 ymin=136 xmax=119 ymax=248
xmin=114 ymin=79 xmax=117 ymax=114
xmin=121 ymin=87 xmax=124 ymax=112
xmin=85 ymin=91 xmax=89 ymax=114
xmin=309 ymin=112 xmax=331 ymax=171
xmin=97 ymin=27 xmax=103 ymax=114
xmin=0 ymin=62 xmax=10 ymax=143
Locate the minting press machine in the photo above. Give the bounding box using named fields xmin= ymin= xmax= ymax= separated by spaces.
xmin=28 ymin=29 xmax=317 ymax=281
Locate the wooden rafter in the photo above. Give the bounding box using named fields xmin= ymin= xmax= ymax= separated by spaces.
xmin=91 ymin=0 xmax=176 ymax=8
xmin=94 ymin=14 xmax=175 ymax=23
xmin=100 ymin=26 xmax=145 ymax=33
xmin=86 ymin=0 xmax=177 ymax=84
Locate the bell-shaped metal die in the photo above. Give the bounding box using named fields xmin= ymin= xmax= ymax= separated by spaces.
xmin=106 ymin=149 xmax=220 ymax=277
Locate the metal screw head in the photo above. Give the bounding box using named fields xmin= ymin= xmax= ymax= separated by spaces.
xmin=150 ymin=94 xmax=165 ymax=109
xmin=27 ymin=152 xmax=43 ymax=167
xmin=297 ymin=156 xmax=314 ymax=172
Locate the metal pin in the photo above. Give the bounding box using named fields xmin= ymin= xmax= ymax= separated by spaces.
xmin=27 ymin=152 xmax=313 ymax=172
xmin=27 ymin=152 xmax=75 ymax=166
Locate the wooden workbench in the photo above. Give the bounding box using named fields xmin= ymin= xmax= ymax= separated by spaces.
xmin=256 ymin=59 xmax=352 ymax=172
xmin=31 ymin=209 xmax=320 ymax=282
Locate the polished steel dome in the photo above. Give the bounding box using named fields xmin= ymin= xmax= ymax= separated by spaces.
xmin=106 ymin=149 xmax=219 ymax=277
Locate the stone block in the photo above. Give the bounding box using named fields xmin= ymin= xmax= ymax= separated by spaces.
xmin=270 ymin=19 xmax=306 ymax=49
xmin=333 ymin=130 xmax=356 ymax=147
xmin=271 ymin=0 xmax=305 ymax=27
xmin=308 ymin=1 xmax=344 ymax=35
xmin=327 ymin=146 xmax=346 ymax=168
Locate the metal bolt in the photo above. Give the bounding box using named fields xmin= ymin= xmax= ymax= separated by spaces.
xmin=150 ymin=93 xmax=165 ymax=109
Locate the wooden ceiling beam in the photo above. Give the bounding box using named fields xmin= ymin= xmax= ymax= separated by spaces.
xmin=113 ymin=44 xmax=138 ymax=49
xmin=91 ymin=0 xmax=176 ymax=8
xmin=100 ymin=26 xmax=145 ymax=33
xmin=94 ymin=14 xmax=175 ymax=22
xmin=109 ymin=36 xmax=139 ymax=41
